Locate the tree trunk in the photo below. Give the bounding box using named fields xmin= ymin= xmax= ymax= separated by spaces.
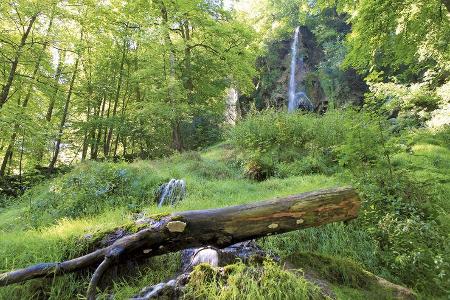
xmin=157 ymin=0 xmax=183 ymax=152
xmin=0 ymin=187 xmax=360 ymax=287
xmin=49 ymin=44 xmax=81 ymax=171
xmin=103 ymin=97 xmax=112 ymax=157
xmin=106 ymin=39 xmax=127 ymax=158
xmin=0 ymin=14 xmax=38 ymax=109
xmin=92 ymin=94 xmax=106 ymax=160
xmin=182 ymin=21 xmax=194 ymax=104
xmin=89 ymin=99 xmax=100 ymax=160
xmin=81 ymin=103 xmax=91 ymax=161
xmin=0 ymin=130 xmax=18 ymax=176
xmin=46 ymin=51 xmax=66 ymax=122
xmin=172 ymin=120 xmax=183 ymax=152
xmin=113 ymin=62 xmax=130 ymax=159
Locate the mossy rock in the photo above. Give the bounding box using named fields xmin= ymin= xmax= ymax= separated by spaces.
xmin=287 ymin=252 xmax=375 ymax=289
xmin=184 ymin=260 xmax=327 ymax=300
xmin=287 ymin=252 xmax=417 ymax=300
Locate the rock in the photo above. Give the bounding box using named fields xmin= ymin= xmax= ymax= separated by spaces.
xmin=181 ymin=240 xmax=269 ymax=272
xmin=132 ymin=241 xmax=270 ymax=299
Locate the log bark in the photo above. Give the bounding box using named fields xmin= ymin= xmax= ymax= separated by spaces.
xmin=0 ymin=187 xmax=360 ymax=287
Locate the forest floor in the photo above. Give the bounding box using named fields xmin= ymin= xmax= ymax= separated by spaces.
xmin=0 ymin=134 xmax=448 ymax=299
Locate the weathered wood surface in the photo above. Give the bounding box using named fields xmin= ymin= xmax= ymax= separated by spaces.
xmin=0 ymin=186 xmax=360 ymax=287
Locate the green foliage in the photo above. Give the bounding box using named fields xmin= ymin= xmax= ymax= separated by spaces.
xmin=343 ymin=0 xmax=450 ymax=82
xmin=260 ymin=223 xmax=381 ymax=273
xmin=229 ymin=111 xmax=336 ymax=179
xmin=365 ymin=82 xmax=443 ymax=128
xmin=184 ymin=260 xmax=324 ymax=300
xmin=229 ymin=110 xmax=379 ymax=179
xmin=21 ymin=162 xmax=165 ymax=226
xmin=349 ymin=127 xmax=450 ymax=295
xmin=0 ymin=0 xmax=258 ymax=176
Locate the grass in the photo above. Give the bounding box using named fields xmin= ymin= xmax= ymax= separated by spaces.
xmin=259 ymin=223 xmax=381 ymax=275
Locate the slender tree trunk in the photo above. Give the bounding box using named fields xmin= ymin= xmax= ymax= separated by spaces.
xmin=0 ymin=14 xmax=38 ymax=109
xmin=157 ymin=0 xmax=183 ymax=152
xmin=81 ymin=103 xmax=91 ymax=161
xmin=37 ymin=50 xmax=66 ymax=164
xmin=122 ymin=136 xmax=128 ymax=157
xmin=106 ymin=39 xmax=127 ymax=158
xmin=182 ymin=21 xmax=194 ymax=104
xmin=90 ymin=96 xmax=103 ymax=160
xmin=172 ymin=120 xmax=183 ymax=152
xmin=7 ymin=150 xmax=13 ymax=176
xmin=46 ymin=51 xmax=65 ymax=122
xmin=0 ymin=131 xmax=18 ymax=176
xmin=49 ymin=45 xmax=81 ymax=171
xmin=92 ymin=94 xmax=106 ymax=160
xmin=103 ymin=97 xmax=112 ymax=157
xmin=18 ymin=132 xmax=24 ymax=183
xmin=113 ymin=62 xmax=131 ymax=158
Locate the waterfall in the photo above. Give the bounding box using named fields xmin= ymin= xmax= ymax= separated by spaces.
xmin=157 ymin=179 xmax=186 ymax=207
xmin=288 ymin=27 xmax=314 ymax=112
xmin=288 ymin=27 xmax=300 ymax=112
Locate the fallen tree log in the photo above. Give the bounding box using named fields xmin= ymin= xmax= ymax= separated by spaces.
xmin=0 ymin=186 xmax=360 ymax=292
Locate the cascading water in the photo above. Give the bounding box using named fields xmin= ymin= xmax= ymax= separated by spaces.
xmin=157 ymin=179 xmax=186 ymax=207
xmin=288 ymin=27 xmax=300 ymax=112
xmin=288 ymin=27 xmax=313 ymax=112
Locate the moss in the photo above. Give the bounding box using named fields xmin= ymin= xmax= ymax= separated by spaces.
xmin=148 ymin=212 xmax=171 ymax=220
xmin=184 ymin=260 xmax=326 ymax=300
xmin=170 ymin=214 xmax=185 ymax=221
xmin=332 ymin=285 xmax=394 ymax=300
xmin=287 ymin=252 xmax=414 ymax=299
xmin=123 ymin=222 xmax=147 ymax=233
xmin=287 ymin=252 xmax=376 ymax=289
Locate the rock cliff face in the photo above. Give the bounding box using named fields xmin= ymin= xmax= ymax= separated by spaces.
xmin=249 ymin=25 xmax=366 ymax=113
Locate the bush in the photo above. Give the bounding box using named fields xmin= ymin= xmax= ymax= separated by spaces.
xmin=353 ymin=170 xmax=449 ymax=295
xmin=228 ymin=110 xmax=349 ymax=180
xmin=22 ymin=161 xmax=166 ymax=227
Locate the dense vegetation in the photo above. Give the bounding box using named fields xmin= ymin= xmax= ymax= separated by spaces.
xmin=0 ymin=0 xmax=449 ymax=299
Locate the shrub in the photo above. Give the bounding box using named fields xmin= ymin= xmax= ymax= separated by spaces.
xmin=228 ymin=110 xmax=348 ymax=180
xmin=23 ymin=161 xmax=166 ymax=227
